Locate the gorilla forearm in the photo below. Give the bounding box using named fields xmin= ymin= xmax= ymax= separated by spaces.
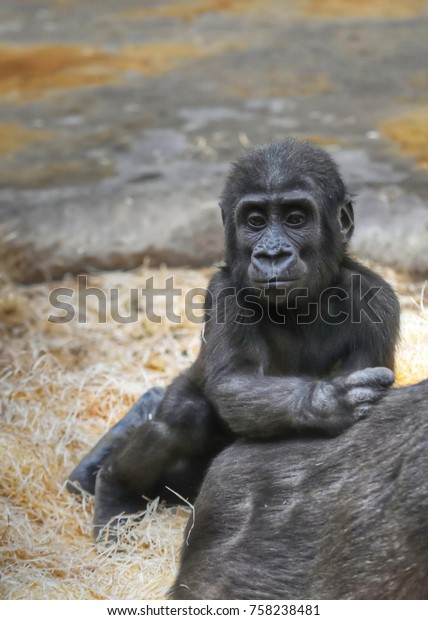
xmin=206 ymin=367 xmax=394 ymax=439
xmin=207 ymin=374 xmax=311 ymax=438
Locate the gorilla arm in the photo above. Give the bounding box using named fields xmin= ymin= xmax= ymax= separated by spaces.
xmin=205 ymin=367 xmax=395 ymax=439
xmin=202 ymin=319 xmax=395 ymax=439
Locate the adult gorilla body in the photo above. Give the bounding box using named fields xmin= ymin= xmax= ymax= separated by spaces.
xmin=171 ymin=380 xmax=428 ymax=600
xmin=68 ymin=140 xmax=399 ymax=536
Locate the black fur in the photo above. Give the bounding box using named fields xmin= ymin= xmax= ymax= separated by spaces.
xmin=67 ymin=139 xmax=400 ymax=539
xmin=171 ymin=380 xmax=428 ymax=600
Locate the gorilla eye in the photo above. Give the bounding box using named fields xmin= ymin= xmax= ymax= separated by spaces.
xmin=247 ymin=214 xmax=266 ymax=230
xmin=285 ymin=212 xmax=306 ymax=227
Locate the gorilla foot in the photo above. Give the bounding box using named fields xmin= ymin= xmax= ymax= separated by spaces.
xmin=67 ymin=386 xmax=165 ymax=496
xmin=93 ymin=466 xmax=150 ymax=542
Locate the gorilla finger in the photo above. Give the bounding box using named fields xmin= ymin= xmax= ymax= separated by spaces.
xmin=345 ymin=387 xmax=385 ymax=406
xmin=346 ymin=367 xmax=395 ymax=389
xmin=353 ymin=404 xmax=373 ymax=420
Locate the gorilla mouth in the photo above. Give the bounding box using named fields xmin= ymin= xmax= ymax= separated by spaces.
xmin=249 ymin=265 xmax=307 ymax=290
xmin=252 ymin=277 xmax=300 ymax=289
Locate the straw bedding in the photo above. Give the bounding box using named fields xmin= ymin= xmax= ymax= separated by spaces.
xmin=0 ymin=264 xmax=427 ymax=600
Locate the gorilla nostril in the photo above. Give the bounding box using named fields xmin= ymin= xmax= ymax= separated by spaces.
xmin=251 ymin=250 xmax=295 ymax=278
xmin=253 ymin=247 xmax=293 ymax=261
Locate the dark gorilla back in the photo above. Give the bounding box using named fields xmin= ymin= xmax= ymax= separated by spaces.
xmin=171 ymin=380 xmax=428 ymax=600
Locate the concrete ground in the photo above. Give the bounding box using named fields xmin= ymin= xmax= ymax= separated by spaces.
xmin=0 ymin=0 xmax=428 ymax=282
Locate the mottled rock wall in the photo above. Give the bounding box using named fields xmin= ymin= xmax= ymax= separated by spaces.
xmin=1 ymin=0 xmax=427 ymax=282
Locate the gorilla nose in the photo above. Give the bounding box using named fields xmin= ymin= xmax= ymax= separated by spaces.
xmin=251 ymin=249 xmax=295 ymax=277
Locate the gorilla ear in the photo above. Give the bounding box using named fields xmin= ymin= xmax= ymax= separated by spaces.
xmin=218 ymin=196 xmax=226 ymax=226
xmin=339 ymin=197 xmax=354 ymax=243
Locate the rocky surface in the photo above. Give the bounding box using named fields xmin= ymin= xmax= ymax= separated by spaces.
xmin=1 ymin=0 xmax=428 ymax=282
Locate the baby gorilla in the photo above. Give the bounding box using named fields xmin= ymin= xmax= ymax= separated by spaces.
xmin=68 ymin=139 xmax=399 ymax=538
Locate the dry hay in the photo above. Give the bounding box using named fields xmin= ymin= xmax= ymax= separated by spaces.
xmin=0 ymin=264 xmax=427 ymax=600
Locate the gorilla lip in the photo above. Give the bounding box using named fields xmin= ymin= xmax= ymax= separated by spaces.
xmin=253 ymin=278 xmax=299 ymax=288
